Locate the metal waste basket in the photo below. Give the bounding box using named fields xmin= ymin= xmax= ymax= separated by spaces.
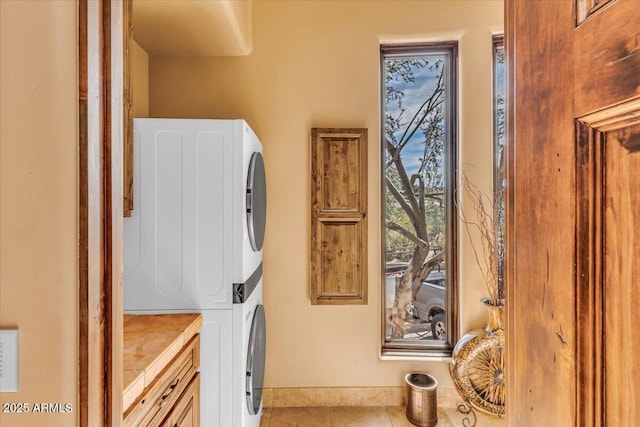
xmin=405 ymin=373 xmax=438 ymax=427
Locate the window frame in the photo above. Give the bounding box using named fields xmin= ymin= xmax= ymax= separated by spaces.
xmin=493 ymin=35 xmax=506 ymax=301
xmin=379 ymin=42 xmax=459 ymax=357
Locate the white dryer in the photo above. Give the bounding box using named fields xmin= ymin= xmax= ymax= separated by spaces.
xmin=232 ymin=122 xmax=266 ymax=284
xmin=124 ymin=118 xmax=267 ymax=427
xmin=124 ymin=118 xmax=265 ymax=310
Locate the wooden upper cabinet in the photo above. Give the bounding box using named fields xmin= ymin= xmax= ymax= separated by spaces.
xmin=310 ymin=128 xmax=368 ymax=305
xmin=123 ymin=0 xmax=133 ymax=217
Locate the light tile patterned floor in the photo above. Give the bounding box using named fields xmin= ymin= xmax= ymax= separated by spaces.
xmin=260 ymin=406 xmax=506 ymax=426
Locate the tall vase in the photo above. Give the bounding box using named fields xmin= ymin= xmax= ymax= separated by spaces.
xmin=482 ymin=297 xmax=505 ymax=333
xmin=449 ymin=298 xmax=505 ymax=417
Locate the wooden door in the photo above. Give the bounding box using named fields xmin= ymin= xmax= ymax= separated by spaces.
xmin=506 ymin=1 xmax=640 ymax=426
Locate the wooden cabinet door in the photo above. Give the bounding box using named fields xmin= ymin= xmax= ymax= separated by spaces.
xmin=506 ymin=0 xmax=640 ymax=425
xmin=310 ymin=128 xmax=368 ymax=305
xmin=123 ymin=0 xmax=133 ymax=216
xmin=162 ymin=373 xmax=200 ymax=427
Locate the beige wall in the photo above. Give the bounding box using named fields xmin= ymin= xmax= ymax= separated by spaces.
xmin=149 ymin=0 xmax=503 ymax=389
xmin=132 ymin=40 xmax=150 ymax=118
xmin=0 ymin=1 xmax=78 ymax=426
xmin=133 ymin=0 xmax=252 ymax=56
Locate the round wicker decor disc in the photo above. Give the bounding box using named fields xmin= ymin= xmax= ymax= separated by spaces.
xmin=450 ymin=329 xmax=505 ymax=417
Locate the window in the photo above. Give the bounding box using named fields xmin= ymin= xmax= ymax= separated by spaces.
xmin=493 ymin=36 xmax=505 ymax=300
xmin=381 ymin=43 xmax=458 ymax=355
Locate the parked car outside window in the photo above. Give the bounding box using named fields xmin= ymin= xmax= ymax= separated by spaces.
xmin=408 ymin=270 xmax=446 ymax=340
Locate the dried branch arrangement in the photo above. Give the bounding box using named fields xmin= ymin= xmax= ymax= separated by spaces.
xmin=459 ymin=171 xmax=503 ymax=306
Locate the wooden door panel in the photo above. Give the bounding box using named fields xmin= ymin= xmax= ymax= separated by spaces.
xmin=321 ymin=137 xmax=362 ymax=212
xmin=574 ymin=1 xmax=640 ymax=426
xmin=574 ymin=0 xmax=640 ymax=116
xmin=576 ymin=122 xmax=640 ymax=426
xmin=576 ymin=0 xmax=615 ymax=25
xmin=603 ymin=132 xmax=640 ymax=426
xmin=319 ymin=220 xmax=362 ymax=298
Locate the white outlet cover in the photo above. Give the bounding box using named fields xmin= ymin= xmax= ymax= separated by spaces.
xmin=0 ymin=330 xmax=19 ymax=392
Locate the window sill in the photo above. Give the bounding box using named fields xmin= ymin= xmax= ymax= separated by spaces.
xmin=380 ymin=350 xmax=453 ymax=362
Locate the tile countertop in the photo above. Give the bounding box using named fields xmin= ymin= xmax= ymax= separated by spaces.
xmin=123 ymin=313 xmax=203 ymax=412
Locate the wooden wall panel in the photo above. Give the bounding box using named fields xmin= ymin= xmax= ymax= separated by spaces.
xmin=311 ymin=128 xmax=367 ymax=305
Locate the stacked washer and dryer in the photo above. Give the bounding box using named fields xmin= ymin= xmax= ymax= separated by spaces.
xmin=124 ymin=119 xmax=266 ymax=427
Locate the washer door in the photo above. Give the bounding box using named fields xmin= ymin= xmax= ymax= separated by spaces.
xmin=246 ymin=304 xmax=266 ymax=415
xmin=246 ymin=152 xmax=267 ymax=251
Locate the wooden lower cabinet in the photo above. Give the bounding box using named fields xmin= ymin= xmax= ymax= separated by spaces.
xmin=161 ymin=373 xmax=200 ymax=427
xmin=124 ymin=334 xmax=201 ymax=427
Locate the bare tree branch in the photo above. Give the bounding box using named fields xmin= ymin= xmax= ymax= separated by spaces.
xmin=385 ymin=137 xmax=423 ymax=226
xmin=385 ymin=68 xmax=445 ymax=170
xmin=386 ymin=221 xmax=428 ymax=248
xmin=385 ymin=95 xmax=445 ymax=170
xmin=385 ymin=176 xmax=417 ymax=224
xmin=411 ymin=174 xmax=425 ymax=214
xmin=394 ymin=95 xmax=443 ymax=156
xmin=411 ymin=250 xmax=446 ymax=297
xmin=425 ymin=191 xmax=444 ymax=198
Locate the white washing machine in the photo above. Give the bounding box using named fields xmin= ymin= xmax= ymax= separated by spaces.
xmin=124 ymin=118 xmax=266 ymax=427
xmin=233 ymin=279 xmax=266 ymax=427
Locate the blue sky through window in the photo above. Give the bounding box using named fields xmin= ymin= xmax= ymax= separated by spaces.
xmin=384 ymin=55 xmax=445 ymax=178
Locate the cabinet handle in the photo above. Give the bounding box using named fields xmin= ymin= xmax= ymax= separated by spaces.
xmin=158 ymin=378 xmax=180 ymax=408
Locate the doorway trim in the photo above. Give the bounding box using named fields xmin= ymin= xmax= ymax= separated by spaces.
xmin=78 ymin=0 xmax=124 ymax=424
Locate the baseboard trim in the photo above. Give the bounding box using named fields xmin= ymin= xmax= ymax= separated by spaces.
xmin=262 ymin=386 xmax=461 ymax=408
